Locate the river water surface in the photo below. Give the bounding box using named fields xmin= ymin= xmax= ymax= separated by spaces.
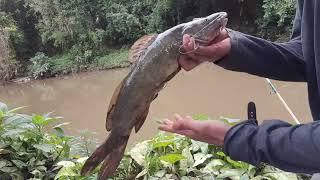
xmin=0 ymin=63 xmax=312 ymax=147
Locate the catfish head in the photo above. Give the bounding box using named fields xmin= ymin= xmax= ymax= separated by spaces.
xmin=181 ymin=12 xmax=228 ymax=49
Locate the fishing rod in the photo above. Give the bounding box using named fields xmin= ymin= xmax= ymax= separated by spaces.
xmin=265 ymin=78 xmax=301 ymax=124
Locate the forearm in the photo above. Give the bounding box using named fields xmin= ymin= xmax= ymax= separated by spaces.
xmin=215 ymin=30 xmax=306 ymax=82
xmin=223 ymin=119 xmax=320 ymax=174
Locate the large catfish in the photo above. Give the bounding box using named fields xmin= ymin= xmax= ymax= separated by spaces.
xmin=81 ymin=12 xmax=228 ymax=179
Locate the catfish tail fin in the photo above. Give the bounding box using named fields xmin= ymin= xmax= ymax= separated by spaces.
xmin=98 ymin=140 xmax=128 ymax=180
xmin=80 ymin=132 xmax=130 ymax=177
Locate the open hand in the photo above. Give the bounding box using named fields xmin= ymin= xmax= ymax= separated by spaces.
xmin=158 ymin=114 xmax=231 ymax=146
xmin=179 ymin=29 xmax=231 ymax=71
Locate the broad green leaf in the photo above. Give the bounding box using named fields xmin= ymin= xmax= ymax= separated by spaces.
xmin=216 ymin=151 xmax=226 ymax=157
xmin=180 ymin=147 xmax=194 ymax=170
xmin=54 ymin=166 xmax=78 ymax=180
xmin=201 ymin=174 xmax=216 ymax=180
xmin=191 ymin=140 xmax=208 ymax=153
xmin=164 ymin=174 xmax=179 ymax=179
xmin=193 ymin=153 xmax=213 ymax=167
xmin=35 ymin=160 xmax=46 ymax=166
xmin=33 ymin=144 xmax=56 ymax=153
xmin=1 ymin=166 xmax=18 ymax=173
xmin=54 ymin=127 xmax=65 ymax=137
xmin=12 ymin=160 xmax=27 ymax=168
xmin=154 ymin=170 xmax=166 ymax=178
xmin=201 ymin=159 xmax=226 ymax=174
xmin=76 ymin=157 xmax=88 ymax=163
xmin=4 ymin=114 xmax=32 ymax=126
xmin=152 ymin=141 xmax=174 ymax=149
xmin=0 ymin=102 xmax=8 ymax=112
xmin=128 ymin=141 xmax=150 ymax=166
xmin=262 ymin=165 xmax=282 ymax=173
xmin=57 ymin=161 xmax=75 ymax=167
xmin=263 ymin=172 xmax=298 ymax=180
xmin=0 ymin=110 xmax=4 ymax=119
xmin=247 ymin=165 xmax=257 ymax=177
xmin=226 ymin=156 xmax=247 ymax=168
xmin=28 ymin=157 xmax=36 ymax=166
xmin=32 ymin=115 xmax=46 ymax=125
xmin=159 ymin=154 xmax=185 ymax=164
xmin=186 ymin=168 xmax=204 ymax=176
xmin=0 ymin=160 xmax=7 ymax=168
xmin=32 ymin=115 xmax=57 ymax=126
xmin=240 ymin=174 xmax=250 ymax=180
xmin=2 ymin=129 xmax=27 ymax=136
xmin=217 ymin=169 xmax=245 ymax=179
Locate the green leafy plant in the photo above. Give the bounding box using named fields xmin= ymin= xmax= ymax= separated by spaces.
xmin=56 ymin=115 xmax=308 ymax=180
xmin=28 ymin=52 xmax=51 ymax=79
xmin=0 ymin=102 xmax=78 ymax=179
xmin=257 ymin=0 xmax=296 ymax=41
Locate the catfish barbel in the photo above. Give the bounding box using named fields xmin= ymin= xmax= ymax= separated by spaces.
xmin=81 ymin=12 xmax=228 ymax=179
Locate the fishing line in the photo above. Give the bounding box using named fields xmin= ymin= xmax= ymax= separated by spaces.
xmin=265 ymin=78 xmax=301 ymax=124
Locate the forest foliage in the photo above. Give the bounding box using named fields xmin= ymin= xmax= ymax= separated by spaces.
xmin=0 ymin=0 xmax=296 ymax=80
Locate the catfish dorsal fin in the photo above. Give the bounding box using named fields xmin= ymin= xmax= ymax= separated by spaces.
xmin=128 ymin=34 xmax=158 ymax=64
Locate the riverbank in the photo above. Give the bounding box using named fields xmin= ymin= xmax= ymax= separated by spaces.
xmin=24 ymin=48 xmax=131 ymax=80
xmin=3 ymin=28 xmax=292 ymax=84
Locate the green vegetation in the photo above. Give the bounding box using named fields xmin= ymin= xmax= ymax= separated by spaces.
xmin=0 ymin=102 xmax=311 ymax=179
xmin=0 ymin=102 xmax=97 ymax=179
xmin=0 ymin=0 xmax=296 ymax=81
xmin=27 ymin=49 xmax=130 ymax=79
xmin=257 ymin=0 xmax=296 ymax=41
xmin=55 ymin=122 xmax=310 ymax=180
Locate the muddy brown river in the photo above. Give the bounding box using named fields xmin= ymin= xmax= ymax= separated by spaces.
xmin=0 ymin=63 xmax=312 ymax=147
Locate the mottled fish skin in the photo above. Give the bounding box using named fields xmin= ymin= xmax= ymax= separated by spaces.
xmin=81 ymin=12 xmax=228 ymax=180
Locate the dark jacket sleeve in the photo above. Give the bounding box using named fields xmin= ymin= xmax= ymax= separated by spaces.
xmin=223 ymin=119 xmax=320 ymax=174
xmin=216 ymin=4 xmax=306 ymax=82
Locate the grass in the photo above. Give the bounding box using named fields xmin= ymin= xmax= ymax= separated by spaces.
xmin=92 ymin=48 xmax=130 ymax=70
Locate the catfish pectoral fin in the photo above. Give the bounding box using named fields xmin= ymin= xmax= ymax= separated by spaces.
xmin=135 ymin=106 xmax=150 ymax=133
xmin=98 ymin=140 xmax=128 ymax=180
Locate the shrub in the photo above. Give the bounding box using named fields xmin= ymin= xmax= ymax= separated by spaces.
xmin=0 ymin=102 xmax=70 ymax=179
xmin=0 ymin=101 xmax=97 ymax=179
xmin=257 ymin=0 xmax=296 ymax=40
xmin=28 ymin=52 xmax=51 ymax=79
